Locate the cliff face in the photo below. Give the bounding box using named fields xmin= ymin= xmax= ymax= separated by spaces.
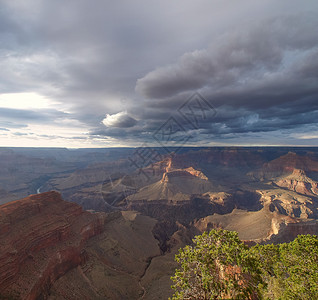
xmin=259 ymin=152 xmax=318 ymax=179
xmin=267 ymin=220 xmax=318 ymax=244
xmin=0 ymin=191 xmax=105 ymax=300
xmin=48 ymin=211 xmax=161 ymax=300
xmin=275 ymin=169 xmax=318 ymax=196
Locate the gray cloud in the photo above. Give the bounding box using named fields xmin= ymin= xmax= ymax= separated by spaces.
xmin=0 ymin=107 xmax=69 ymax=123
xmin=1 ymin=0 xmax=318 ymax=146
xmin=0 ymin=121 xmax=27 ymax=129
xmin=132 ymin=12 xmax=318 ymax=145
xmin=12 ymin=132 xmax=28 ymax=136
xmin=136 ymin=13 xmax=318 ymax=102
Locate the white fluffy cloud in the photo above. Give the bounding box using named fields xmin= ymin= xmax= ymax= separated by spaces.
xmin=102 ymin=111 xmax=137 ymax=128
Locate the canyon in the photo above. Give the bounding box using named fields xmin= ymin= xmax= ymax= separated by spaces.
xmin=0 ymin=191 xmax=187 ymax=299
xmin=0 ymin=147 xmax=318 ymax=299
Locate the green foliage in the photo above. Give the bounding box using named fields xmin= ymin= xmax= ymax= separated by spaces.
xmin=253 ymin=234 xmax=318 ymax=299
xmin=170 ymin=229 xmax=262 ymax=299
xmin=170 ymin=230 xmax=318 ymax=300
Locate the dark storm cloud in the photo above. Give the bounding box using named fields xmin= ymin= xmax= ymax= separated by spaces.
xmin=1 ymin=0 xmax=209 ymax=105
xmin=0 ymin=1 xmax=282 ymax=101
xmin=136 ymin=13 xmax=318 ymax=102
xmin=133 ymin=12 xmax=318 ymax=143
xmin=1 ymin=0 xmax=318 ymax=146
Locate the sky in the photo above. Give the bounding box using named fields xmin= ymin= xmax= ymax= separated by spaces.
xmin=0 ymin=0 xmax=318 ymax=148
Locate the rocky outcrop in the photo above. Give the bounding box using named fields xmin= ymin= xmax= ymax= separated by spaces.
xmin=124 ymin=159 xmax=212 ymax=204
xmin=184 ymin=167 xmax=208 ymax=180
xmin=257 ymin=188 xmax=317 ymax=219
xmin=254 ymin=152 xmax=318 ymax=180
xmin=0 ymin=191 xmax=105 ymax=300
xmin=267 ymin=219 xmax=318 ymax=244
xmin=202 ymin=192 xmax=232 ymax=206
xmin=266 ymin=152 xmax=318 ymax=172
xmin=194 ymin=205 xmax=318 ymax=245
xmin=160 ymin=166 xmax=208 ymax=182
xmin=48 ymin=211 xmax=161 ymax=300
xmin=275 ymin=169 xmax=318 ymax=196
xmin=141 ymin=156 xmax=173 ymax=177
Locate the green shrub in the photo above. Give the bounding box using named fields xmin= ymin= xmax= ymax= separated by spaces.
xmin=170 ymin=230 xmax=318 ymax=300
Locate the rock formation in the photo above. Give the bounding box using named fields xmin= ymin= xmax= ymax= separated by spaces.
xmin=275 ymin=169 xmax=318 ymax=196
xmin=1 ymin=148 xmax=318 ymax=299
xmin=0 ymin=191 xmax=105 ymax=300
xmin=0 ymin=192 xmax=166 ymax=300
xmin=126 ymin=161 xmax=212 ymax=203
xmin=258 ymin=152 xmax=318 ymax=179
xmin=194 ymin=187 xmax=318 ymax=244
xmin=48 ymin=210 xmax=161 ymax=300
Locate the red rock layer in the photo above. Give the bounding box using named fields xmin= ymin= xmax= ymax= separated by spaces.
xmin=0 ymin=191 xmax=105 ymax=300
xmin=264 ymin=152 xmax=318 ymax=173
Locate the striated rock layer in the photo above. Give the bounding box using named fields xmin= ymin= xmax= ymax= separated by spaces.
xmin=253 ymin=152 xmax=318 ymax=180
xmin=0 ymin=191 xmax=105 ymax=300
xmin=48 ymin=210 xmax=161 ymax=300
xmin=275 ymin=169 xmax=318 ymax=196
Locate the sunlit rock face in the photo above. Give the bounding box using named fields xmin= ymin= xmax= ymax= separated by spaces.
xmin=275 ymin=169 xmax=318 ymax=196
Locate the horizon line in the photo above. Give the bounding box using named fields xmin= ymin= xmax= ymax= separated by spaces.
xmin=1 ymin=145 xmax=318 ymax=150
